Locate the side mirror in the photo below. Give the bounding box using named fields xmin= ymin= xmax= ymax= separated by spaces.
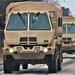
xmin=58 ymin=18 xmax=62 ymax=27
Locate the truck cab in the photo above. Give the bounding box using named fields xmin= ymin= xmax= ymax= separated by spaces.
xmin=3 ymin=2 xmax=62 ymax=73
xmin=62 ymin=17 xmax=75 ymax=53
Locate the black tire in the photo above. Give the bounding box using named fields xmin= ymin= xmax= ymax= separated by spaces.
xmin=47 ymin=49 xmax=58 ymax=73
xmin=13 ymin=63 xmax=20 ymax=71
xmin=58 ymin=47 xmax=62 ymax=71
xmin=48 ymin=59 xmax=57 ymax=73
xmin=3 ymin=55 xmax=13 ymax=73
xmin=58 ymin=58 xmax=61 ymax=71
xmin=22 ymin=63 xmax=28 ymax=69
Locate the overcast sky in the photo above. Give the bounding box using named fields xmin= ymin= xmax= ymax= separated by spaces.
xmin=40 ymin=0 xmax=75 ymax=16
xmin=59 ymin=0 xmax=75 ymax=16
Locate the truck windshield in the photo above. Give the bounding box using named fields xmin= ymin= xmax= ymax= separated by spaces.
xmin=6 ymin=14 xmax=28 ymax=30
xmin=68 ymin=24 xmax=75 ymax=34
xmin=63 ymin=24 xmax=66 ymax=34
xmin=30 ymin=13 xmax=51 ymax=30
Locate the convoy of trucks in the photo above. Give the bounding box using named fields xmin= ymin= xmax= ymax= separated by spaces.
xmin=2 ymin=1 xmax=62 ymax=73
xmin=62 ymin=17 xmax=75 ymax=54
xmin=1 ymin=0 xmax=75 ymax=74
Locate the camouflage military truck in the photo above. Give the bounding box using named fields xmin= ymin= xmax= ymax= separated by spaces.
xmin=62 ymin=17 xmax=75 ymax=54
xmin=3 ymin=1 xmax=62 ymax=73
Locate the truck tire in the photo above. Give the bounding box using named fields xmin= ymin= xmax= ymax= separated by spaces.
xmin=22 ymin=63 xmax=28 ymax=69
xmin=58 ymin=47 xmax=62 ymax=71
xmin=13 ymin=63 xmax=20 ymax=71
xmin=3 ymin=56 xmax=13 ymax=73
xmin=47 ymin=49 xmax=57 ymax=73
xmin=58 ymin=58 xmax=61 ymax=71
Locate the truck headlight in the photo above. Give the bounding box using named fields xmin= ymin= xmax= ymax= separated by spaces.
xmin=44 ymin=48 xmax=48 ymax=52
xmin=9 ymin=48 xmax=13 ymax=53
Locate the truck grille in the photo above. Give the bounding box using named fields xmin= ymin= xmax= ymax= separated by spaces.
xmin=29 ymin=37 xmax=37 ymax=41
xmin=62 ymin=38 xmax=66 ymax=41
xmin=67 ymin=38 xmax=72 ymax=42
xmin=62 ymin=37 xmax=72 ymax=44
xmin=20 ymin=37 xmax=37 ymax=44
xmin=20 ymin=37 xmax=28 ymax=42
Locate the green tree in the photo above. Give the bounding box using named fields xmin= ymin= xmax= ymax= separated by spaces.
xmin=61 ymin=7 xmax=72 ymax=16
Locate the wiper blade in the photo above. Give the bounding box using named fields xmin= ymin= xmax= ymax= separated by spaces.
xmin=36 ymin=12 xmax=40 ymax=17
xmin=32 ymin=12 xmax=40 ymax=23
xmin=17 ymin=12 xmax=25 ymax=23
xmin=68 ymin=25 xmax=72 ymax=30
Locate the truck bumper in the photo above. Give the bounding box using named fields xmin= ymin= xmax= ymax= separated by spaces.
xmin=62 ymin=45 xmax=75 ymax=53
xmin=3 ymin=46 xmax=54 ymax=60
xmin=3 ymin=51 xmax=53 ymax=60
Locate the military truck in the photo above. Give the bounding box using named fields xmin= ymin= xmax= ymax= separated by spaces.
xmin=62 ymin=17 xmax=75 ymax=54
xmin=3 ymin=2 xmax=62 ymax=73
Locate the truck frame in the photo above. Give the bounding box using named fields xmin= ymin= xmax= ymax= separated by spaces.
xmin=3 ymin=1 xmax=62 ymax=73
xmin=62 ymin=17 xmax=75 ymax=54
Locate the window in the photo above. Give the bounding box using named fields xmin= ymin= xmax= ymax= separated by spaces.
xmin=30 ymin=13 xmax=51 ymax=30
xmin=63 ymin=24 xmax=66 ymax=34
xmin=68 ymin=24 xmax=75 ymax=34
xmin=6 ymin=14 xmax=28 ymax=30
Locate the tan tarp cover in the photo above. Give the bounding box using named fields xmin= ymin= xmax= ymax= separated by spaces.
xmin=62 ymin=17 xmax=75 ymax=23
xmin=6 ymin=1 xmax=62 ymax=35
xmin=6 ymin=1 xmax=62 ymax=19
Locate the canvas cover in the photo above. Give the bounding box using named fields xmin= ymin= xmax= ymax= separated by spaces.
xmin=5 ymin=1 xmax=62 ymax=35
xmin=62 ymin=17 xmax=75 ymax=23
xmin=6 ymin=1 xmax=62 ymax=19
